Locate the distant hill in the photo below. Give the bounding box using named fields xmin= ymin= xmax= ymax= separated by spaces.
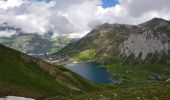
xmin=0 ymin=43 xmax=97 ymax=99
xmin=39 ymin=18 xmax=170 ymax=100
xmin=45 ymin=18 xmax=170 ymax=64
xmin=0 ymin=34 xmax=73 ymax=55
xmin=0 ymin=23 xmax=75 ymax=55
xmin=1 ymin=18 xmax=170 ymax=100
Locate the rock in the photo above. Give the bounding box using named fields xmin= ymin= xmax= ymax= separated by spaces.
xmin=112 ymin=79 xmax=122 ymax=84
xmin=148 ymin=75 xmax=167 ymax=81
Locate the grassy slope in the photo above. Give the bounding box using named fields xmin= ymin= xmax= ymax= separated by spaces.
xmin=72 ymin=63 xmax=170 ymax=100
xmin=105 ymin=63 xmax=170 ymax=81
xmin=49 ymin=24 xmax=170 ymax=99
xmin=47 ymin=19 xmax=170 ymax=99
xmin=0 ymin=44 xmax=98 ymax=99
xmin=0 ymin=34 xmax=72 ymax=54
xmin=53 ymin=19 xmax=170 ymax=65
xmin=74 ymin=82 xmax=170 ymax=100
xmin=50 ymin=63 xmax=170 ymax=100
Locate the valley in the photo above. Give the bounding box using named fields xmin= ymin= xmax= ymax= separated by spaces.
xmin=0 ymin=18 xmax=170 ymax=100
xmin=43 ymin=18 xmax=170 ymax=99
xmin=0 ymin=43 xmax=98 ymax=99
xmin=45 ymin=18 xmax=170 ymax=65
xmin=0 ymin=0 xmax=170 ymax=99
xmin=0 ymin=23 xmax=76 ymax=55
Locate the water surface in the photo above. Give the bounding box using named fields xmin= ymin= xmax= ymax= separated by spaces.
xmin=66 ymin=62 xmax=113 ymax=84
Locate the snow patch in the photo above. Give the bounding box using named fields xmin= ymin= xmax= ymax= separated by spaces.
xmin=0 ymin=96 xmax=35 ymax=100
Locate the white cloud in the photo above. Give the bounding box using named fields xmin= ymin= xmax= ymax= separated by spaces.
xmin=67 ymin=30 xmax=90 ymax=38
xmin=0 ymin=0 xmax=24 ymax=9
xmin=0 ymin=30 xmax=17 ymax=37
xmin=96 ymin=0 xmax=170 ymax=25
xmin=0 ymin=0 xmax=170 ymax=37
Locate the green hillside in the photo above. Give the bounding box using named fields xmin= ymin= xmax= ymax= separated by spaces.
xmin=0 ymin=34 xmax=73 ymax=55
xmin=0 ymin=44 xmax=98 ymax=99
xmin=1 ymin=18 xmax=170 ymax=100
xmin=43 ymin=18 xmax=170 ymax=100
xmin=47 ymin=18 xmax=170 ymax=64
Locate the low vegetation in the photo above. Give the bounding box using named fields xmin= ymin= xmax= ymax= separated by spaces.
xmin=73 ymin=49 xmax=97 ymax=62
xmin=0 ymin=44 xmax=99 ymax=99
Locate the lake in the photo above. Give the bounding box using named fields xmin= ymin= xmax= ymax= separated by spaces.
xmin=66 ymin=62 xmax=113 ymax=84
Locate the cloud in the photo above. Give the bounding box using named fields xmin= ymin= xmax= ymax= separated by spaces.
xmin=96 ymin=0 xmax=170 ymax=25
xmin=0 ymin=0 xmax=23 ymax=9
xmin=0 ymin=0 xmax=102 ymax=37
xmin=122 ymin=0 xmax=170 ymax=17
xmin=0 ymin=30 xmax=17 ymax=37
xmin=0 ymin=0 xmax=170 ymax=37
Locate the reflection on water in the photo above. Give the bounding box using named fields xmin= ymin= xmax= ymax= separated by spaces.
xmin=66 ymin=62 xmax=113 ymax=84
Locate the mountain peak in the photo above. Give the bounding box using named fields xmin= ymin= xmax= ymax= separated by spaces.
xmin=47 ymin=18 xmax=170 ymax=64
xmin=139 ymin=17 xmax=170 ymax=28
xmin=150 ymin=17 xmax=166 ymax=22
xmin=95 ymin=23 xmax=113 ymax=30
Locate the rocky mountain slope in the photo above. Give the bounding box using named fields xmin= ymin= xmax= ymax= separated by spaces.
xmin=45 ymin=18 xmax=170 ymax=64
xmin=0 ymin=43 xmax=97 ymax=99
xmin=1 ymin=18 xmax=170 ymax=100
xmin=0 ymin=23 xmax=74 ymax=55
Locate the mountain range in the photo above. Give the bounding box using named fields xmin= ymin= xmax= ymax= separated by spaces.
xmin=45 ymin=18 xmax=170 ymax=65
xmin=0 ymin=23 xmax=75 ymax=55
xmin=0 ymin=18 xmax=170 ymax=100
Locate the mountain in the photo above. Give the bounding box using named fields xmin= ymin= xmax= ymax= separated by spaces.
xmin=0 ymin=34 xmax=73 ymax=55
xmin=38 ymin=18 xmax=170 ymax=100
xmin=45 ymin=18 xmax=170 ymax=64
xmin=0 ymin=23 xmax=75 ymax=55
xmin=1 ymin=18 xmax=170 ymax=100
xmin=0 ymin=43 xmax=98 ymax=99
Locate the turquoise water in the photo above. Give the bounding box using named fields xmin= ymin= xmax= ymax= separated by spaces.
xmin=66 ymin=62 xmax=113 ymax=84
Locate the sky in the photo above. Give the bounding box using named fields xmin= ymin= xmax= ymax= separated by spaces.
xmin=102 ymin=0 xmax=119 ymax=8
xmin=0 ymin=0 xmax=170 ymax=38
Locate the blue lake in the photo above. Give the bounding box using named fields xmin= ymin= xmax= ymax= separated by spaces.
xmin=66 ymin=62 xmax=113 ymax=84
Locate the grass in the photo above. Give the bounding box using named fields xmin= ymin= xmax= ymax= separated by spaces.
xmin=73 ymin=49 xmax=97 ymax=62
xmin=104 ymin=63 xmax=170 ymax=81
xmin=70 ymin=63 xmax=170 ymax=100
xmin=0 ymin=59 xmax=69 ymax=98
xmin=0 ymin=44 xmax=99 ymax=99
xmin=73 ymin=81 xmax=170 ymax=100
xmin=1 ymin=41 xmax=170 ymax=99
xmin=49 ymin=63 xmax=170 ymax=100
xmin=0 ymin=34 xmax=72 ymax=54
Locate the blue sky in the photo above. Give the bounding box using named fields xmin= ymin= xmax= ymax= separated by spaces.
xmin=36 ymin=0 xmax=52 ymax=3
xmin=1 ymin=0 xmax=169 ymax=38
xmin=37 ymin=0 xmax=119 ymax=8
xmin=102 ymin=0 xmax=119 ymax=8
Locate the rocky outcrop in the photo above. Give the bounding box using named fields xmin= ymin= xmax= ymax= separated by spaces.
xmin=120 ymin=29 xmax=170 ymax=60
xmin=44 ymin=18 xmax=170 ymax=64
